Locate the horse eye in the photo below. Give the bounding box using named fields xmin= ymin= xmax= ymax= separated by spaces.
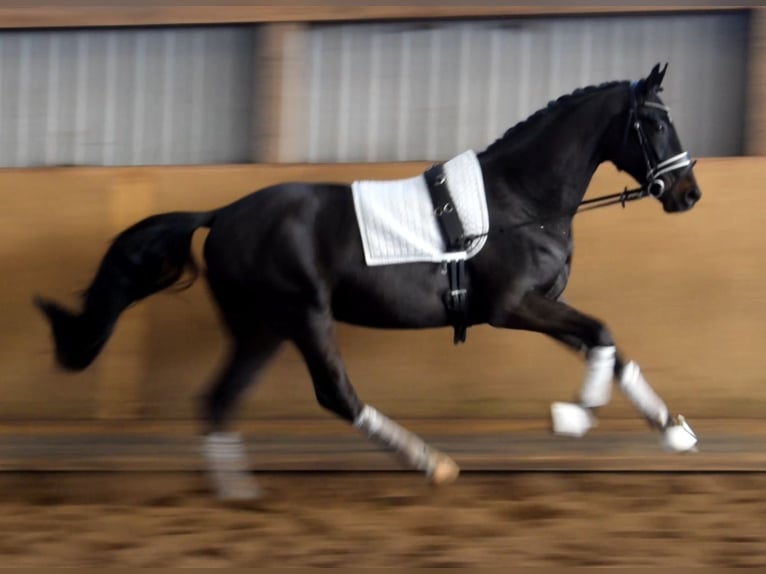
xmin=656 ymin=121 xmax=666 ymax=133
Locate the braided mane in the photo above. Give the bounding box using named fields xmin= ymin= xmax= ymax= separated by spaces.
xmin=484 ymin=80 xmax=630 ymax=153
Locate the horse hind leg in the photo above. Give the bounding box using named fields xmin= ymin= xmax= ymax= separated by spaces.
xmin=291 ymin=307 xmax=459 ymax=485
xmin=200 ymin=332 xmax=283 ymax=501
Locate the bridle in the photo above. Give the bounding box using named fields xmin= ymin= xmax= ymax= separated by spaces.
xmin=578 ymin=83 xmax=694 ymax=213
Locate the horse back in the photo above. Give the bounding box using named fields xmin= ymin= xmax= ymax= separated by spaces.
xmin=203 ymin=181 xmax=450 ymax=328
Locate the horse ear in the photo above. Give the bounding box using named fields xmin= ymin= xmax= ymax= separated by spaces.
xmin=645 ymin=62 xmax=668 ymax=92
xmin=657 ymin=62 xmax=668 ymax=85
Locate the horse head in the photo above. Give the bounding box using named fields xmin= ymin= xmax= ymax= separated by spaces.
xmin=612 ymin=63 xmax=702 ymax=213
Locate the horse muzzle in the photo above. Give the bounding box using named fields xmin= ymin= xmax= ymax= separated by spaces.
xmin=662 ymin=179 xmax=701 ymax=213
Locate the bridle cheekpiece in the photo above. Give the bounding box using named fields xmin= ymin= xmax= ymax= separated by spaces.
xmin=626 ymin=82 xmax=693 ymax=201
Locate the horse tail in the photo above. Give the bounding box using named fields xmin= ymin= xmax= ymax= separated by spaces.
xmin=35 ymin=210 xmax=218 ymax=371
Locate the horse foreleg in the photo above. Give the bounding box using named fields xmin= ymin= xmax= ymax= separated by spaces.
xmin=293 ymin=308 xmax=459 ymax=485
xmin=617 ymin=360 xmax=698 ymax=452
xmin=495 ymin=292 xmax=697 ymax=451
xmin=548 ymin=334 xmax=616 ymax=437
xmin=551 ymin=337 xmax=697 ymax=450
xmin=493 ymin=293 xmax=617 ymax=436
xmin=200 ymin=333 xmax=283 ymax=501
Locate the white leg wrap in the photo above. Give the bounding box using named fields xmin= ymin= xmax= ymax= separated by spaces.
xmin=354 ymin=405 xmax=458 ymax=483
xmin=578 ymin=345 xmax=615 ymax=408
xmin=550 ymin=345 xmax=614 ymax=438
xmin=619 ymin=361 xmax=669 ymax=428
xmin=550 ymin=401 xmax=596 ymax=437
xmin=203 ymin=432 xmax=260 ymax=501
xmin=661 ymin=415 xmax=698 ymax=453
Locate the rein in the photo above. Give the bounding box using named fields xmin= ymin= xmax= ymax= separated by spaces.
xmin=461 ymin=187 xmax=647 ymax=246
xmin=462 ymin=162 xmax=694 ymax=246
xmin=576 ymin=157 xmax=696 ymax=214
xmin=576 ymin=185 xmax=647 ymax=213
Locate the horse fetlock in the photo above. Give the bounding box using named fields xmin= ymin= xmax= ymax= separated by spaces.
xmin=660 ymin=414 xmax=699 ymax=453
xmin=203 ymin=432 xmax=260 ymax=500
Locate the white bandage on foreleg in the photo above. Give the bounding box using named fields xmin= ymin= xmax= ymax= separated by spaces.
xmin=353 ymin=404 xmax=438 ymax=476
xmin=619 ymin=361 xmax=669 ymax=428
xmin=578 ymin=345 xmax=616 ymax=408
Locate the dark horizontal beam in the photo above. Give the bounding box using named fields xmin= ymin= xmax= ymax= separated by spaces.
xmin=0 ymin=3 xmax=751 ymax=30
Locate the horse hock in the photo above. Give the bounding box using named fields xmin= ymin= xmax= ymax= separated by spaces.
xmin=354 ymin=405 xmax=460 ymax=485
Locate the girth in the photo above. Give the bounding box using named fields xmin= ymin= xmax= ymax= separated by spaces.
xmin=423 ymin=163 xmax=469 ymax=344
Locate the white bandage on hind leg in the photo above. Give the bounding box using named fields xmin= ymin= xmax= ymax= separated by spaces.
xmin=578 ymin=345 xmax=616 ymax=408
xmin=619 ymin=361 xmax=669 ymax=428
xmin=202 ymin=432 xmax=259 ymax=500
xmin=354 ymin=404 xmax=439 ymax=476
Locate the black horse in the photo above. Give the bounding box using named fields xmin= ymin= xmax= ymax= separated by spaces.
xmin=36 ymin=64 xmax=701 ymax=499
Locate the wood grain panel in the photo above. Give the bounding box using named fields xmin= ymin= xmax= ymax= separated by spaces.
xmin=94 ymin=173 xmax=156 ymax=419
xmin=3 ymin=159 xmax=764 ymax=424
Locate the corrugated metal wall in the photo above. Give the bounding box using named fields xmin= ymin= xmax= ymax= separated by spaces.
xmin=0 ymin=26 xmax=256 ymax=167
xmin=300 ymin=12 xmax=750 ymax=163
xmin=0 ymin=12 xmax=751 ymax=167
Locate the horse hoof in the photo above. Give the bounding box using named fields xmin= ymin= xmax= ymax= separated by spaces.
xmin=661 ymin=415 xmax=698 ymax=453
xmin=429 ymin=454 xmax=460 ymax=485
xmin=550 ymin=402 xmax=596 ymax=437
xmin=213 ymin=474 xmax=262 ymax=502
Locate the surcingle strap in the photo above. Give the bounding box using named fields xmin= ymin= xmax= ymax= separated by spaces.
xmin=445 ymin=258 xmax=468 ymax=344
xmin=424 ymin=163 xmax=469 ymax=344
xmin=424 ymin=163 xmax=465 ymax=251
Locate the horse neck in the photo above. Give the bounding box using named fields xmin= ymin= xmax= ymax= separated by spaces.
xmin=478 ymin=87 xmax=629 ymax=220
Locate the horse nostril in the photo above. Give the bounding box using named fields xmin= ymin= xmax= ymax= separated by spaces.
xmin=686 ymin=187 xmax=701 ymax=202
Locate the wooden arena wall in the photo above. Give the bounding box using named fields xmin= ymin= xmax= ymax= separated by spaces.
xmin=2 ymin=158 xmax=764 ymax=422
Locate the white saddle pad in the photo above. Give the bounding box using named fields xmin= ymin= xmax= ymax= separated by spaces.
xmin=352 ymin=150 xmax=489 ymax=266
